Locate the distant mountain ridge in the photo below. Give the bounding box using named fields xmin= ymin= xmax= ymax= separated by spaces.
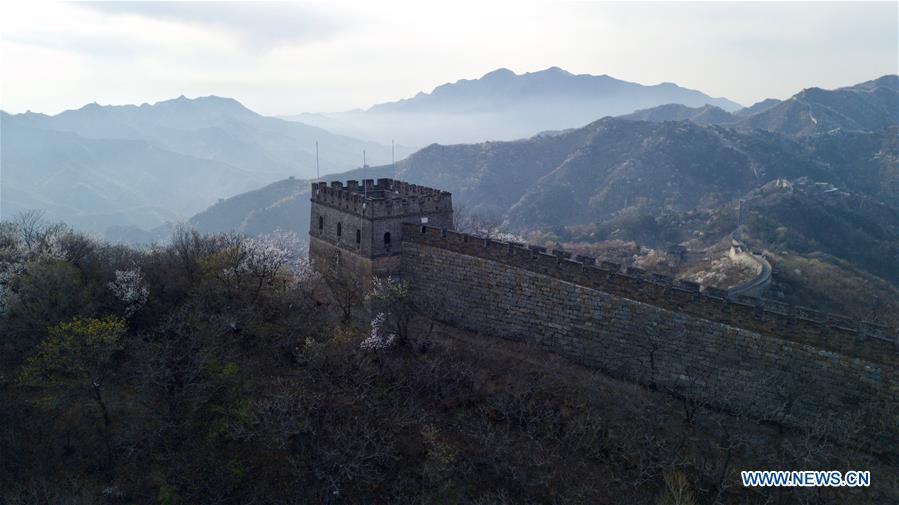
xmin=1 ymin=97 xmax=408 ymax=232
xmin=368 ymin=67 xmax=741 ymax=114
xmin=5 ymin=96 xmax=407 ymax=177
xmin=618 ymin=75 xmax=899 ymax=137
xmin=283 ymin=67 xmax=742 ymax=145
xmin=619 ymin=104 xmax=738 ymax=126
xmin=740 ymin=75 xmax=899 ymax=136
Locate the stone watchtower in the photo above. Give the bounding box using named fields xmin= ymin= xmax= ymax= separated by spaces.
xmin=309 ymin=178 xmax=454 ymax=282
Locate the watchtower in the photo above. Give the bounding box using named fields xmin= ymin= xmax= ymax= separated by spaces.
xmin=309 ymin=178 xmax=454 ymax=283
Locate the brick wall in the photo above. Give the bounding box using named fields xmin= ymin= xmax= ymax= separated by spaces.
xmin=401 ymin=224 xmax=898 ymax=436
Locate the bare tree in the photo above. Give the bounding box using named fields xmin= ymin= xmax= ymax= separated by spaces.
xmin=316 ymin=250 xmax=363 ymax=323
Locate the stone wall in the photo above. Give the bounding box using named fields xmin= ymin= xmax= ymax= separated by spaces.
xmin=309 ymin=236 xmax=400 ymax=292
xmin=401 ymin=224 xmax=898 ymax=434
xmin=311 ymin=202 xmax=373 ymax=257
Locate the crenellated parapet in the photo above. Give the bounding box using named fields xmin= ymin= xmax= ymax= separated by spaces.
xmin=311 ymin=178 xmax=453 ymax=220
xmin=402 ymin=223 xmax=899 ymax=365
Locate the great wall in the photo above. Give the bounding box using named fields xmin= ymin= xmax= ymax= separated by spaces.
xmin=309 ymin=179 xmax=899 ymax=438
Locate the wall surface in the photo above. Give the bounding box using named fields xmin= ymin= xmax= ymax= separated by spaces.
xmin=401 ymin=226 xmax=898 ymax=438
xmin=311 ymin=202 xmax=372 ymax=255
xmin=309 ymin=236 xmax=402 ymax=288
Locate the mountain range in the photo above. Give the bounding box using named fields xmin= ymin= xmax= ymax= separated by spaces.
xmin=1 ymin=97 xmax=409 ymax=231
xmin=188 ymin=124 xmax=898 ymax=288
xmin=195 ymin=76 xmax=898 ymax=289
xmin=283 ymin=67 xmax=742 ymax=145
xmin=620 ymin=75 xmax=899 ymax=136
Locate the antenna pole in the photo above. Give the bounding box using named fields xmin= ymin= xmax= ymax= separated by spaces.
xmin=363 ymin=149 xmax=367 ymax=198
xmin=315 ymin=140 xmax=319 ymax=181
xmin=392 ymin=139 xmax=395 ymax=178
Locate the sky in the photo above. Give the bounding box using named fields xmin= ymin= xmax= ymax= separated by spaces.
xmin=1 ymin=1 xmax=897 ymax=116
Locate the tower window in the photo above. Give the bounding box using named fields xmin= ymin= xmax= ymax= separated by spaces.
xmin=383 ymin=232 xmax=391 ymax=245
xmin=356 ymin=229 xmax=361 ymax=244
xmin=337 ymin=222 xmax=342 ymax=237
xmin=318 ymin=215 xmax=323 ymax=231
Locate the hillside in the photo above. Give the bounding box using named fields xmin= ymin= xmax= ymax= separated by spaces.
xmin=1 ymin=122 xmax=257 ymax=231
xmin=734 ymin=98 xmax=782 ymax=117
xmin=742 ymin=178 xmax=899 ymax=286
xmin=189 ymin=177 xmax=310 ymax=237
xmin=1 ymin=97 xmax=407 ymax=232
xmin=368 ymin=118 xmax=892 ymax=232
xmin=742 ymin=75 xmax=899 ymax=136
xmin=620 ymin=103 xmax=738 ymax=125
xmin=283 ymin=67 xmax=741 ymax=145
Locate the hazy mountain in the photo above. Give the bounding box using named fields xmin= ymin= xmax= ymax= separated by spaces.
xmin=367 ymin=67 xmax=741 ymax=114
xmin=619 ymin=104 xmax=738 ymax=125
xmin=740 ymin=75 xmax=899 ymax=136
xmin=7 ymin=96 xmax=408 ymax=178
xmin=1 ymin=119 xmax=257 ymax=231
xmin=617 ymin=75 xmax=899 ymax=137
xmin=1 ymin=97 xmax=407 ymax=232
xmin=107 ymin=177 xmax=316 ymax=244
xmin=282 ymin=67 xmax=741 ymax=145
xmin=804 ymin=126 xmax=898 ymax=202
xmin=734 ymin=98 xmax=782 ymax=117
xmin=189 ymin=177 xmax=310 ymax=236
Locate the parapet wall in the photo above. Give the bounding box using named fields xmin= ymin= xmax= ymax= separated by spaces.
xmin=401 ymin=224 xmax=898 ymax=437
xmin=311 ymin=179 xmax=452 ymax=219
xmin=402 ymin=224 xmax=898 ymax=366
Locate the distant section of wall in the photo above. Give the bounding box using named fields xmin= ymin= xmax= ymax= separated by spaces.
xmin=728 ymin=235 xmax=772 ymax=298
xmin=401 ymin=224 xmax=898 ymax=436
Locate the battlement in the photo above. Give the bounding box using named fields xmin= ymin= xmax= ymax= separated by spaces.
xmin=403 ymin=223 xmax=899 ymax=365
xmin=311 ymin=178 xmax=452 ymax=219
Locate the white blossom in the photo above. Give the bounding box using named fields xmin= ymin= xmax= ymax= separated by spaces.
xmin=0 ymin=260 xmax=25 ymax=309
xmin=490 ymin=231 xmax=525 ymax=243
xmin=368 ymin=275 xmax=409 ymax=302
xmin=359 ymin=312 xmax=396 ymax=351
xmin=222 ymin=229 xmax=311 ymax=284
xmin=108 ymin=267 xmax=149 ymax=317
